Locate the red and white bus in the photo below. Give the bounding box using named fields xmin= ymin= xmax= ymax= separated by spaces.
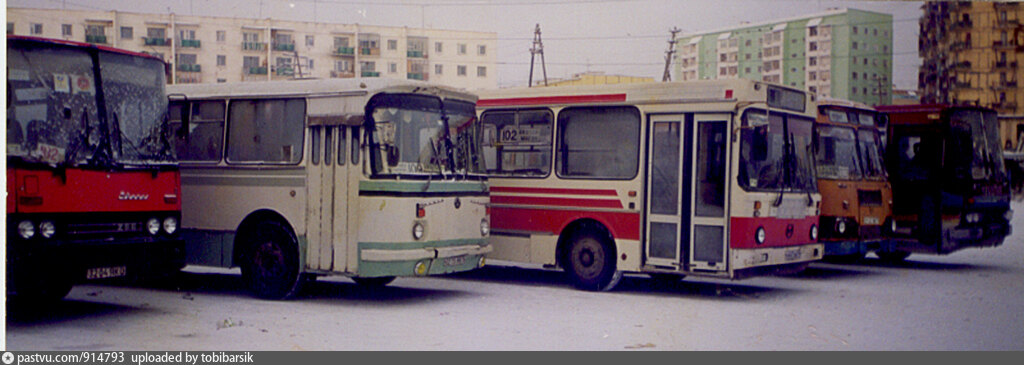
xmin=6 ymin=36 xmax=184 ymax=301
xmin=477 ymin=80 xmax=823 ymax=291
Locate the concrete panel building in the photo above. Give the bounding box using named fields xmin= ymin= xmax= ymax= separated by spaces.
xmin=674 ymin=8 xmax=893 ymax=106
xmin=7 ymin=8 xmax=497 ymax=90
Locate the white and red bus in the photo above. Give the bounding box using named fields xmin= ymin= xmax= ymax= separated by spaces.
xmin=6 ymin=36 xmax=184 ymax=301
xmin=477 ymin=79 xmax=823 ymax=291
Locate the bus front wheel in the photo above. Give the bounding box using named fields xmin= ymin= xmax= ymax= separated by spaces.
xmin=240 ymin=221 xmax=302 ymax=300
xmin=563 ymin=230 xmax=622 ymax=292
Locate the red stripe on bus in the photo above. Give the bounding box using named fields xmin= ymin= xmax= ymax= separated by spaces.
xmin=491 ymin=186 xmax=619 ymax=196
xmin=478 ymin=93 xmax=627 ymax=107
xmin=492 ymin=206 xmax=641 ymax=241
xmin=492 ymin=195 xmax=623 ymax=209
xmin=730 ymin=216 xmax=819 ymax=249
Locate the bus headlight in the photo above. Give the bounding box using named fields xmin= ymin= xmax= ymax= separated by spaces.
xmin=146 ymin=218 xmax=161 ymax=235
xmin=162 ymin=217 xmax=178 ymax=235
xmin=890 ymin=219 xmax=897 ymax=233
xmin=965 ymin=213 xmax=981 ymax=224
xmin=18 ymin=220 xmax=35 ymax=239
xmin=755 ymin=226 xmax=766 ymax=245
xmin=412 ymin=222 xmax=425 ymax=240
xmin=40 ymin=221 xmax=56 ymax=239
xmin=810 ymin=224 xmax=818 ymax=241
xmin=836 ymin=220 xmax=847 ymax=235
xmin=480 ymin=218 xmax=490 ymax=237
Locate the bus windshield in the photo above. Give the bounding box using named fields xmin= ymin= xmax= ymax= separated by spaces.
xmin=858 ymin=129 xmax=886 ymax=180
xmin=6 ymin=41 xmax=170 ymax=167
xmin=949 ymin=109 xmax=1006 ymax=182
xmin=368 ymin=94 xmax=482 ymax=177
xmin=814 ymin=125 xmax=861 ymax=180
xmin=739 ymin=110 xmax=816 ymax=192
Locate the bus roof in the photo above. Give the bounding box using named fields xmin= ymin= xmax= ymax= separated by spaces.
xmin=477 ymin=79 xmax=804 ymax=108
xmin=166 ymin=78 xmax=476 ymax=103
xmin=817 ymin=98 xmax=875 ymax=111
xmin=8 ymin=35 xmax=165 ymax=62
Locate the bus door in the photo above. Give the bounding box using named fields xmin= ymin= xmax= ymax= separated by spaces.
xmin=307 ymin=125 xmax=350 ymax=272
xmin=645 ymin=114 xmax=689 ymax=268
xmin=689 ymin=114 xmax=730 ymax=271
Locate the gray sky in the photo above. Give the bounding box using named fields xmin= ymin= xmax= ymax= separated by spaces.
xmin=8 ymin=0 xmax=924 ymax=89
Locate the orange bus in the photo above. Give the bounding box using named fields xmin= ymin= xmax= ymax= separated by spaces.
xmin=812 ymin=100 xmax=895 ymax=260
xmin=477 ymin=80 xmax=823 ymax=291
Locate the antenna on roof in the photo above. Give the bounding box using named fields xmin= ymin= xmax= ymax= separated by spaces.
xmin=529 ymin=24 xmax=548 ymax=87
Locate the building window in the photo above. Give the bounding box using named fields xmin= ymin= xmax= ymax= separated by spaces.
xmin=7 ymin=22 xmax=14 ymax=35
xmin=435 ymin=42 xmax=443 ymax=53
xmin=478 ymin=45 xmax=486 ymax=55
xmin=809 ymin=71 xmax=817 ymax=81
xmin=458 ymin=43 xmax=467 ymax=55
xmin=853 ymin=72 xmax=858 ymax=80
xmin=217 ymin=30 xmax=226 ymax=42
xmin=853 ymin=26 xmax=858 ymax=34
xmin=809 ymin=27 xmax=818 ymax=36
xmin=809 ymin=42 xmax=817 ymax=51
xmin=852 ymin=87 xmax=857 ymax=95
xmin=863 ymin=58 xmax=868 ymax=65
xmin=31 ymin=23 xmax=43 ymax=35
xmin=388 ymin=39 xmax=397 ymax=51
xmin=306 ymin=35 xmax=315 ymax=47
xmin=243 ymin=56 xmax=261 ymax=68
xmin=852 ymin=42 xmax=858 ymax=50
xmin=217 ymin=55 xmax=226 ymax=66
xmin=389 ymin=63 xmax=397 ymax=73
xmin=809 ymin=57 xmax=817 ymax=66
xmin=62 ymin=24 xmax=72 ymax=36
xmin=120 ymin=26 xmax=133 ymax=39
xmin=477 ymin=66 xmax=487 ymax=77
xmin=435 ymin=64 xmax=443 ymax=75
xmin=217 ymin=78 xmax=227 ymax=83
xmin=457 ymin=65 xmax=467 ymax=76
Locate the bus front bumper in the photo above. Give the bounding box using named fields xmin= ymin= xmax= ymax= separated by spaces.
xmin=357 ymin=242 xmax=493 ymax=277
xmin=731 ymin=243 xmax=824 ymax=271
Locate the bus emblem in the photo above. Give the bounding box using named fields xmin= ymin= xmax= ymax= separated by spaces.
xmin=454 ymin=197 xmax=461 ymax=209
xmin=118 ymin=191 xmax=149 ymax=201
xmin=785 ymin=224 xmax=795 ymax=239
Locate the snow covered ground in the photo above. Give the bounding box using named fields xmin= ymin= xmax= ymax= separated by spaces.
xmin=7 ymin=201 xmax=1024 ymax=350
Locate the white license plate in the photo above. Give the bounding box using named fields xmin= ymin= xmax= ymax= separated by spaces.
xmin=864 ymin=216 xmax=880 ymax=225
xmin=443 ymin=255 xmax=466 ymax=267
xmin=784 ymin=249 xmax=802 ymax=261
xmin=86 ymin=266 xmax=126 ymax=280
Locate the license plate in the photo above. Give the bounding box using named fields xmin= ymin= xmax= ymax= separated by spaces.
xmin=784 ymin=249 xmax=801 ymax=261
xmin=864 ymin=216 xmax=880 ymax=225
xmin=443 ymin=255 xmax=466 ymax=267
xmin=86 ymin=266 xmax=126 ymax=280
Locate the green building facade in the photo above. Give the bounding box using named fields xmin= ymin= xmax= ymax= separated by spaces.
xmin=675 ymin=8 xmax=893 ymax=106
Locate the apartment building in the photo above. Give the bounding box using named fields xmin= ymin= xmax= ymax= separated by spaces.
xmin=674 ymin=8 xmax=893 ymax=106
xmin=6 ymin=7 xmax=497 ymax=90
xmin=919 ymin=1 xmax=1023 ymax=117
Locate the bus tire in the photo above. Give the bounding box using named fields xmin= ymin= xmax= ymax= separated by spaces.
xmin=11 ymin=275 xmax=73 ymax=303
xmin=876 ymin=250 xmax=911 ymax=263
xmin=564 ymin=230 xmax=622 ymax=292
xmin=352 ymin=276 xmax=396 ymax=287
xmin=239 ymin=221 xmax=302 ymax=300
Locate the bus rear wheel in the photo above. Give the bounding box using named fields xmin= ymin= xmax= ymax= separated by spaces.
xmin=352 ymin=276 xmax=396 ymax=287
xmin=240 ymin=221 xmax=302 ymax=300
xmin=563 ymin=230 xmax=621 ymax=292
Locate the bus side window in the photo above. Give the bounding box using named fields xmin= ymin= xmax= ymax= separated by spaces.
xmin=311 ymin=126 xmax=321 ymax=166
xmin=324 ymin=127 xmax=333 ymax=166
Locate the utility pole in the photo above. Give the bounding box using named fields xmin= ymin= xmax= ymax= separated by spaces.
xmin=873 ymin=75 xmax=888 ymax=106
xmin=662 ymin=27 xmax=681 ymax=82
xmin=294 ymin=49 xmax=304 ymax=79
xmin=529 ymin=24 xmax=548 ymax=87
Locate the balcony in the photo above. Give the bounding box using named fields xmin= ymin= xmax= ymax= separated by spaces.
xmin=180 ymin=39 xmax=201 ymax=48
xmin=335 ymin=47 xmax=355 ymax=56
xmin=992 ymin=80 xmax=1019 ymax=90
xmin=245 ymin=66 xmax=268 ymax=75
xmin=361 ymin=71 xmax=380 ymax=77
xmin=176 ymin=74 xmax=202 ymax=84
xmin=273 ymin=42 xmax=295 ymax=52
xmin=994 ymin=61 xmax=1019 ymax=69
xmin=144 ymin=37 xmax=170 ymax=46
xmin=177 ymin=64 xmax=202 ymax=73
xmin=992 ymin=101 xmax=1018 ymax=111
xmin=997 ymin=19 xmax=1021 ymax=29
xmin=993 ymin=40 xmax=1022 ymax=51
xmin=242 ymin=42 xmax=266 ymax=51
xmin=275 ymin=67 xmax=294 ymax=76
xmin=949 ymin=60 xmax=972 ymax=70
xmin=407 ymin=73 xmax=425 ymax=80
xmin=407 ymin=50 xmax=425 ymax=58
xmin=949 ymin=19 xmax=973 ymax=31
xmin=330 ymin=70 xmax=354 ymax=78
xmin=360 ymin=47 xmax=380 ymax=56
xmin=86 ymin=35 xmax=107 ymax=44
xmin=949 ymin=41 xmax=970 ymax=52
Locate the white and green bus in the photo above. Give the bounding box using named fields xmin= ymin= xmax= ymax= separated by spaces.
xmin=167 ymin=79 xmax=491 ymax=299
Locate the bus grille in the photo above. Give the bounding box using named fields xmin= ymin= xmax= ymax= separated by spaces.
xmin=858 ymin=190 xmax=883 ymax=207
